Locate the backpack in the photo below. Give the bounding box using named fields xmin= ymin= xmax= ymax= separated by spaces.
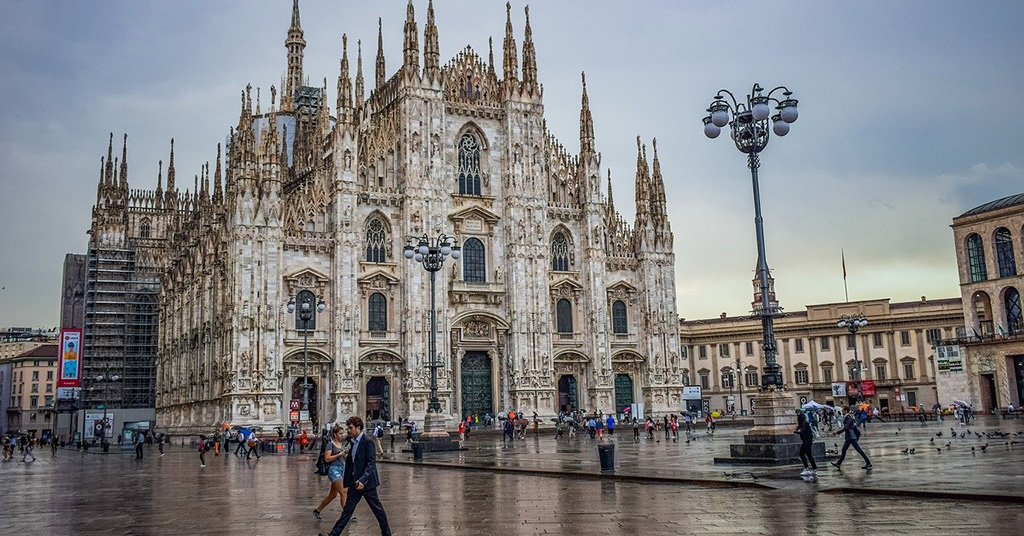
xmin=198 ymin=439 xmax=206 ymax=453
xmin=373 ymin=424 xmax=383 ymax=438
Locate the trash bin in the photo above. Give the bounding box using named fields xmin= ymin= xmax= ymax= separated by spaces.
xmin=598 ymin=443 xmax=615 ymax=472
xmin=412 ymin=442 xmax=424 ymax=460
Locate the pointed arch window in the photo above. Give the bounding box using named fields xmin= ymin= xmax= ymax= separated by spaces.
xmin=365 ymin=218 xmax=388 ymax=263
xmin=1006 ymin=287 xmax=1022 ymax=334
xmin=612 ymin=300 xmax=628 ymax=334
xmin=139 ymin=219 xmax=151 ymax=239
xmin=551 ymin=232 xmax=570 ymax=271
xmin=556 ymin=299 xmax=574 ymax=334
xmin=294 ymin=290 xmax=317 ymax=330
xmin=462 ymin=238 xmax=486 ymax=282
xmin=458 ymin=133 xmax=481 ymax=195
xmin=967 ymin=233 xmax=987 ymax=282
xmin=996 ymin=228 xmax=1016 ymax=277
xmin=368 ymin=293 xmax=387 ymax=332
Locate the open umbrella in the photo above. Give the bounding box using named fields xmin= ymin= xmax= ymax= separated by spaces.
xmin=802 ymin=401 xmax=826 ymax=410
xmin=711 ymin=411 xmax=721 ymax=418
xmin=857 ymin=403 xmax=871 ymax=411
xmin=953 ymin=400 xmax=970 ymax=407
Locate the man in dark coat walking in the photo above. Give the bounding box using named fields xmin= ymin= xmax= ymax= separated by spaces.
xmin=321 ymin=416 xmax=391 ymax=536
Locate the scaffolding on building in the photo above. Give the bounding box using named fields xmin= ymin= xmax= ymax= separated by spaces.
xmin=82 ymin=247 xmax=159 ymax=410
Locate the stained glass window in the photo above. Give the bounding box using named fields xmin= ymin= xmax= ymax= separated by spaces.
xmin=551 ymin=232 xmax=569 ymax=271
xmin=365 ymin=219 xmax=387 ymax=263
xmin=458 ymin=134 xmax=481 ymax=195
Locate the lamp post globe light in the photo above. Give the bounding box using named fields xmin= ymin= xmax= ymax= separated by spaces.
xmin=838 ymin=314 xmax=868 ymax=403
xmin=703 ymin=83 xmax=798 ymax=390
xmin=705 ymin=84 xmax=815 ymax=464
xmin=287 ymin=293 xmax=326 ymax=430
xmin=404 ymin=233 xmax=461 ymax=445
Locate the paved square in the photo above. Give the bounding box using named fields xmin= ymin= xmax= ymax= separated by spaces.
xmin=2 ymin=416 xmax=1023 ymax=535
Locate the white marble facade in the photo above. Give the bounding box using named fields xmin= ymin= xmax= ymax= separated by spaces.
xmin=89 ymin=1 xmax=684 ymax=433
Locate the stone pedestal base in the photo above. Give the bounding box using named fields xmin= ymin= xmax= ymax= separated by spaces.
xmin=421 ymin=412 xmax=450 ymax=439
xmin=409 ymin=411 xmax=462 ymax=452
xmin=714 ymin=388 xmax=826 ymax=466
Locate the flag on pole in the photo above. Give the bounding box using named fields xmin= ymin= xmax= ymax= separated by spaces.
xmin=842 ymin=249 xmax=847 ymax=280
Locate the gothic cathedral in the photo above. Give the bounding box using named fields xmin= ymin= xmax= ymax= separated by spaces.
xmin=87 ymin=1 xmax=683 ymax=433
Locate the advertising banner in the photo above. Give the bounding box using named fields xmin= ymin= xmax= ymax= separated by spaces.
xmin=682 ymin=386 xmax=702 ymax=400
xmin=85 ymin=411 xmax=114 ymax=440
xmin=831 ymin=382 xmax=847 ymax=397
xmin=57 ymin=328 xmax=83 ymax=388
xmin=861 ymin=380 xmax=877 ymax=397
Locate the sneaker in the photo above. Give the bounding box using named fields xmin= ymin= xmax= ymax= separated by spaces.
xmin=830 ymin=461 xmax=842 ymax=470
xmin=313 ymin=509 xmax=321 ymax=521
xmin=200 ymin=464 xmax=206 ymax=468
xmin=800 ymin=468 xmax=812 ymax=476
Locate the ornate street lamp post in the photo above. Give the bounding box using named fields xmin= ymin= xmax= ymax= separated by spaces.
xmin=838 ymin=314 xmax=868 ymax=403
xmin=404 ymin=234 xmax=460 ymax=420
xmin=703 ymin=83 xmax=799 ymax=390
xmin=287 ymin=293 xmax=326 ymax=429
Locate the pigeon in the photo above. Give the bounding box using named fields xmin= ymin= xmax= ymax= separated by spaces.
xmin=976 ymin=432 xmax=983 ymax=438
xmin=685 ymin=439 xmax=691 ymax=444
xmin=898 ymin=427 xmax=902 ymax=432
xmin=945 ymin=442 xmax=951 ymax=448
xmin=900 ymin=448 xmax=909 ymax=454
xmin=930 ymin=438 xmax=935 ymax=443
xmin=937 ymin=448 xmax=942 ymax=453
xmin=936 ymin=432 xmax=943 ymax=437
xmin=724 ymin=472 xmax=733 ymax=479
xmin=980 ymin=444 xmax=988 ymax=452
xmin=971 ymin=447 xmax=975 ymax=451
xmin=748 ymin=472 xmax=760 ymax=481
xmin=909 ymin=448 xmax=916 ymax=454
xmin=960 ymin=432 xmax=965 ymax=438
xmin=951 ymin=427 xmax=956 ymax=435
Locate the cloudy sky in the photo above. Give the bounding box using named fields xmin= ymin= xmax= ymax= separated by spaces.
xmin=2 ymin=0 xmax=1023 ymax=328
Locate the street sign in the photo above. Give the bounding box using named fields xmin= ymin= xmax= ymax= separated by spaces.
xmin=299 ymin=410 xmax=310 ymax=421
xmin=701 ymin=399 xmax=710 ymax=413
xmin=799 ymin=396 xmax=808 ymax=405
xmin=290 ymin=399 xmax=301 ymax=411
xmin=289 ymin=410 xmax=299 ymax=422
xmin=682 ymin=386 xmax=702 ymax=400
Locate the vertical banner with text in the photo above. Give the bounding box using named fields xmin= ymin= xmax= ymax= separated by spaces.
xmin=57 ymin=328 xmax=83 ymax=391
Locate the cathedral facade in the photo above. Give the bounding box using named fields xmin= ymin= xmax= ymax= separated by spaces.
xmin=89 ymin=1 xmax=683 ymax=433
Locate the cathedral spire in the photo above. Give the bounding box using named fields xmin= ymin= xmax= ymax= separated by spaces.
xmin=166 ymin=138 xmax=176 ymax=197
xmin=488 ymin=37 xmax=496 ymax=77
xmin=119 ymin=133 xmax=128 ymax=189
xmin=402 ymin=0 xmax=419 ymax=75
xmin=355 ymin=40 xmax=365 ymax=108
xmin=155 ymin=160 xmax=163 ymax=208
xmin=284 ymin=0 xmax=306 ymax=113
xmin=521 ymin=6 xmax=538 ymax=93
xmin=105 ymin=132 xmax=114 ymax=186
xmin=201 ymin=162 xmax=210 ymax=204
xmin=213 ymin=144 xmax=223 ymax=205
xmin=650 ymin=138 xmax=667 ymax=219
xmin=580 ymin=72 xmax=594 ymax=155
xmin=337 ymin=34 xmax=353 ymax=116
xmin=634 ymin=136 xmax=651 ymax=224
xmin=375 ymin=18 xmax=386 ymax=89
xmin=423 ymin=0 xmax=440 ymax=79
xmin=606 ymin=170 xmax=615 ymax=218
xmin=502 ymin=2 xmax=518 ymax=84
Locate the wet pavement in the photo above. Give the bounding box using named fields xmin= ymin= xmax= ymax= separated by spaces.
xmin=0 ymin=417 xmax=1021 ymax=535
xmin=2 ymin=444 xmax=1022 ymax=535
xmin=390 ymin=415 xmax=1024 ymax=501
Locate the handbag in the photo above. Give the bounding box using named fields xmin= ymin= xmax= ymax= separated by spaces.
xmin=315 ymin=451 xmax=330 ymax=476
